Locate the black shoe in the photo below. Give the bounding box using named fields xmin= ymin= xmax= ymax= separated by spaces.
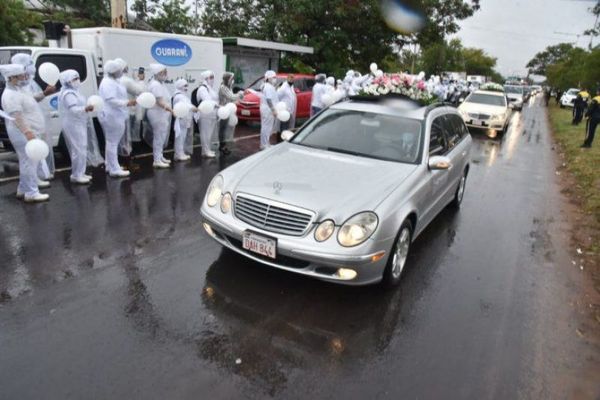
xmin=581 ymin=144 xmax=591 ymax=148
xmin=220 ymin=147 xmax=231 ymax=155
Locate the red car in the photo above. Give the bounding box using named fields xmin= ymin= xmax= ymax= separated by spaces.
xmin=237 ymin=73 xmax=315 ymax=121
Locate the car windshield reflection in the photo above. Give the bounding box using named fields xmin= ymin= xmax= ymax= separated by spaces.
xmin=291 ymin=109 xmax=423 ymax=164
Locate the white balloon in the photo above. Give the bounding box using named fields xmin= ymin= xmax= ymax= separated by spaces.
xmin=275 ymin=101 xmax=288 ymax=111
xmin=370 ymin=63 xmax=378 ymax=74
xmin=217 ymin=106 xmax=231 ymax=120
xmin=86 ymin=95 xmax=104 ymax=112
xmin=375 ymin=70 xmax=384 ymax=77
xmin=38 ymin=62 xmax=60 ymax=86
xmin=226 ymin=102 xmax=237 ymax=114
xmin=321 ymin=94 xmax=333 ymax=106
xmin=136 ymin=92 xmax=156 ymax=108
xmin=228 ymin=115 xmax=238 ymax=127
xmin=199 ymin=100 xmax=217 ymax=115
xmin=25 ymin=138 xmax=49 ymax=162
xmin=277 ymin=110 xmax=291 ymax=122
xmin=173 ymin=102 xmax=191 ymax=118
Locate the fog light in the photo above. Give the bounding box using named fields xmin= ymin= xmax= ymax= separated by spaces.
xmin=203 ymin=222 xmax=215 ymax=237
xmin=336 ymin=268 xmax=357 ymax=280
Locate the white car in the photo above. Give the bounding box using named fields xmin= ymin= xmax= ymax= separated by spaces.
xmin=458 ymin=90 xmax=511 ymax=133
xmin=504 ymin=85 xmax=524 ymax=110
xmin=560 ymin=88 xmax=580 ymax=108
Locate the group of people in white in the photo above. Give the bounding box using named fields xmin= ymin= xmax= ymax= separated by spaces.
xmin=0 ymin=53 xmax=476 ymax=204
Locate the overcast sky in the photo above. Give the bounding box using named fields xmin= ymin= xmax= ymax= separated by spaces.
xmin=454 ymin=0 xmax=598 ymax=76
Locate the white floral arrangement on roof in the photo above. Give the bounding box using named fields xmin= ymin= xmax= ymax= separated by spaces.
xmin=357 ymin=72 xmax=437 ymax=105
xmin=479 ymin=82 xmax=505 ymax=92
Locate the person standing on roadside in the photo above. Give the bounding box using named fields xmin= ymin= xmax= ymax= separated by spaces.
xmin=146 ymin=63 xmax=174 ymax=169
xmin=572 ymin=94 xmax=586 ymax=125
xmin=98 ymin=60 xmax=136 ymax=178
xmin=311 ymin=74 xmax=326 ymax=116
xmin=196 ymin=70 xmax=220 ymax=158
xmin=218 ymin=72 xmax=243 ymax=155
xmin=277 ymin=74 xmax=297 ymax=131
xmin=11 ymin=53 xmax=56 ymax=183
xmin=582 ymin=88 xmax=600 ymax=148
xmin=259 ymin=70 xmax=279 ymax=150
xmin=0 ymin=64 xmax=49 ymax=202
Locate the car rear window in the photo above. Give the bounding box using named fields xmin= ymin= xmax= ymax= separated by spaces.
xmin=504 ymin=86 xmax=523 ymax=94
xmin=465 ymin=93 xmax=506 ymax=107
xmin=292 ymin=109 xmax=423 ymax=164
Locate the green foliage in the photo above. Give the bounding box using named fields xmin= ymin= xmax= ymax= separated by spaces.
xmin=44 ymin=0 xmax=110 ymax=26
xmin=544 ymin=47 xmax=600 ymax=91
xmin=526 ymin=43 xmax=576 ymax=75
xmin=0 ymin=0 xmax=41 ymax=45
xmin=201 ymin=0 xmax=480 ymax=76
xmin=132 ymin=0 xmax=195 ymax=34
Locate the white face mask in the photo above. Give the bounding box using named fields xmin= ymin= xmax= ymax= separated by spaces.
xmin=181 ymin=86 xmax=188 ymax=93
xmin=26 ymin=65 xmax=36 ymax=76
xmin=17 ymin=79 xmax=29 ymax=87
xmin=71 ymin=80 xmax=81 ymax=89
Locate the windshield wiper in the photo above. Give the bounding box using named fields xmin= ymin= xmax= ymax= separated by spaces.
xmin=325 ymin=147 xmax=363 ymax=157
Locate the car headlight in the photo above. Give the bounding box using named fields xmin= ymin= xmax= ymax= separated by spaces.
xmin=220 ymin=192 xmax=232 ymax=213
xmin=337 ymin=212 xmax=378 ymax=247
xmin=314 ymin=220 xmax=335 ymax=242
xmin=206 ymin=175 xmax=223 ymax=207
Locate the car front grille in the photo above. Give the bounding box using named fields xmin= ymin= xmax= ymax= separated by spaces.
xmin=468 ymin=113 xmax=491 ymax=120
xmin=235 ymin=194 xmax=314 ymax=236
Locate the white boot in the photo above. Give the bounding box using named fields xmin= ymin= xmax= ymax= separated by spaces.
xmin=161 ymin=157 xmax=172 ymax=164
xmin=109 ymin=169 xmax=131 ymax=178
xmin=24 ymin=193 xmax=50 ymax=203
xmin=202 ymin=151 xmax=216 ymax=158
xmin=37 ymin=179 xmax=51 ymax=188
xmin=70 ymin=176 xmax=91 ymax=185
xmin=153 ymin=160 xmax=170 ymax=169
xmin=174 ymin=154 xmax=191 ymax=161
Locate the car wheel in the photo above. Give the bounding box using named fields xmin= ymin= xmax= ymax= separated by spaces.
xmin=452 ymin=169 xmax=468 ymax=208
xmin=382 ymin=220 xmax=412 ymax=287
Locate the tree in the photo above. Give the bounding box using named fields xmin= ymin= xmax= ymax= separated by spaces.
xmin=201 ymin=0 xmax=481 ymax=76
xmin=583 ymin=2 xmax=600 ymax=49
xmin=0 ymin=0 xmax=42 ymax=45
xmin=526 ymin=43 xmax=576 ymax=75
xmin=147 ymin=0 xmax=195 ymax=34
xmin=35 ymin=0 xmax=110 ymax=27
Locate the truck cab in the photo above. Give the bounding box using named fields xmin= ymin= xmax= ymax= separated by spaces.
xmin=0 ymin=47 xmax=98 ymax=150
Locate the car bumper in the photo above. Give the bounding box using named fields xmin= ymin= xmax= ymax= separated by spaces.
xmin=462 ymin=117 xmax=507 ymax=131
xmin=560 ymin=99 xmax=574 ymax=107
xmin=201 ymin=206 xmax=390 ymax=286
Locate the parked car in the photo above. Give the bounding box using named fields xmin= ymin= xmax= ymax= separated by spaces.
xmin=458 ymin=90 xmax=512 ymax=134
xmin=504 ymin=85 xmax=524 ymax=110
xmin=560 ymin=88 xmax=580 ymax=108
xmin=237 ymin=73 xmax=314 ymax=121
xmin=202 ymin=97 xmax=472 ymax=286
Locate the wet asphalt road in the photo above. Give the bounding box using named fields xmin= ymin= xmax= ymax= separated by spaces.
xmin=0 ymin=98 xmax=598 ymax=399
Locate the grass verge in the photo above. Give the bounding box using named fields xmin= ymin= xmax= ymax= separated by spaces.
xmin=547 ymin=103 xmax=600 ymax=258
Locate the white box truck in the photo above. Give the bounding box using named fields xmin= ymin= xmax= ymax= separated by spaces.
xmin=0 ymin=28 xmax=224 ymax=150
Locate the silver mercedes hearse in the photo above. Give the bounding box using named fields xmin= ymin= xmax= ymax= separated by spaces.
xmin=201 ymin=97 xmax=472 ymax=286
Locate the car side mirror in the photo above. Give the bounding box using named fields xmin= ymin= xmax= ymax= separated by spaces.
xmin=281 ymin=130 xmax=294 ymax=141
xmin=508 ymin=103 xmax=514 ymax=109
xmin=428 ymin=156 xmax=452 ymax=171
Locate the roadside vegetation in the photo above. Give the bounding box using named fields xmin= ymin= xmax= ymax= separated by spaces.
xmin=548 ymin=103 xmax=600 ymax=258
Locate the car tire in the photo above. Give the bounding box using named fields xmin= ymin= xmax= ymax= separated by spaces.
xmin=382 ymin=220 xmax=413 ymax=288
xmin=452 ymin=169 xmax=468 ymax=208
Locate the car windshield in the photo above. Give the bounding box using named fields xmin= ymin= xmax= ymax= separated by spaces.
xmin=567 ymin=89 xmax=580 ymax=95
xmin=465 ymin=93 xmax=506 ymax=107
xmin=291 ymin=109 xmax=422 ymax=164
xmin=504 ymin=86 xmax=523 ymax=94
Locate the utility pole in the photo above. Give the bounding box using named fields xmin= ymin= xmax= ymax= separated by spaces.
xmin=111 ymin=0 xmax=127 ymax=28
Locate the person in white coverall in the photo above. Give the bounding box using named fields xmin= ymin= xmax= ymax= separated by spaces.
xmin=218 ymin=72 xmax=243 ymax=155
xmin=98 ymin=60 xmax=136 ymax=178
xmin=0 ymin=64 xmax=48 ymax=202
xmin=58 ymin=69 xmax=95 ymax=184
xmin=260 ymin=70 xmax=279 ymax=150
xmin=11 ymin=53 xmax=56 ymax=185
xmin=146 ymin=63 xmax=173 ymax=168
xmin=196 ymin=70 xmax=219 ymax=157
xmin=277 ymin=74 xmax=297 ymax=131
xmin=172 ymin=79 xmax=197 ymax=161
xmin=311 ymin=74 xmax=326 ymax=116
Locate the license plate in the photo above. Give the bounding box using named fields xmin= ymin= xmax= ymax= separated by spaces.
xmin=242 ymin=231 xmax=277 ymax=259
xmin=472 ymin=119 xmax=483 ymax=126
xmin=241 ymin=110 xmax=251 ymax=116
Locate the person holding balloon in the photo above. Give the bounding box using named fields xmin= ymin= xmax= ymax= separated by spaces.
xmin=146 ymin=63 xmax=174 ymax=169
xmin=0 ymin=64 xmax=49 ymax=202
xmin=259 ymin=70 xmax=280 ymax=150
xmin=58 ymin=70 xmax=96 ymax=184
xmin=98 ymin=60 xmax=137 ymax=178
xmin=218 ymin=72 xmax=243 ymax=155
xmin=11 ymin=53 xmax=57 ymax=184
xmin=196 ymin=70 xmax=220 ymax=158
xmin=277 ymin=74 xmax=297 ymax=131
xmin=172 ymin=79 xmax=197 ymax=162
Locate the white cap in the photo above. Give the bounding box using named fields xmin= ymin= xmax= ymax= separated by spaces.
xmin=0 ymin=64 xmax=25 ymax=78
xmin=149 ymin=63 xmax=166 ymax=76
xmin=201 ymin=70 xmax=214 ymax=80
xmin=264 ymin=70 xmax=276 ymax=79
xmin=114 ymin=58 xmax=127 ymax=70
xmin=326 ymin=77 xmax=335 ymax=85
xmin=104 ymin=60 xmax=121 ymax=74
xmin=11 ymin=53 xmax=33 ymax=66
xmin=59 ymin=69 xmax=79 ymax=87
xmin=175 ymin=78 xmax=188 ymax=89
